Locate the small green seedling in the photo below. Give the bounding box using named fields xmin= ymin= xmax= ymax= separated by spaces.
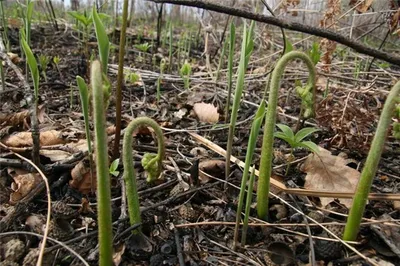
xmin=180 ymin=60 xmax=191 ymax=89
xmin=109 ymin=158 xmax=120 ymax=177
xmin=274 ymin=124 xmax=320 ymax=174
xmin=157 ymin=58 xmax=166 ymax=104
xmin=124 ymin=71 xmax=140 ymax=84
xmin=53 ymin=55 xmax=62 ymax=77
xmin=308 ymin=42 xmax=321 ymax=65
xmin=38 ymin=55 xmax=51 ymax=82
xmin=134 ymin=42 xmax=152 ymax=53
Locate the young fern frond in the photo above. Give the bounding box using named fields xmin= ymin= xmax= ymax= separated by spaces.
xmin=123 ymin=117 xmax=165 ymax=229
xmin=257 ymin=51 xmax=316 ymax=220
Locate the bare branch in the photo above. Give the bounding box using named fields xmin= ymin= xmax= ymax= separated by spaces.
xmin=147 ymin=0 xmax=400 ymax=66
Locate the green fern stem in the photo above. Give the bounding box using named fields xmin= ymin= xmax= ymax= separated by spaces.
xmin=343 ymin=81 xmax=400 ymax=241
xmin=123 ymin=117 xmax=165 ymax=229
xmin=257 ymin=51 xmax=316 ymax=220
xmin=92 ymin=60 xmax=113 ymax=266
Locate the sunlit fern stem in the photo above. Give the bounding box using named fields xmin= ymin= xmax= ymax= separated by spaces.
xmin=257 ymin=51 xmax=316 ymax=220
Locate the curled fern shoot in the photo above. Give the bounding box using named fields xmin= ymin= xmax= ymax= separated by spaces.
xmin=123 ymin=117 xmax=165 ymax=229
xmin=257 ymin=51 xmax=316 ymax=221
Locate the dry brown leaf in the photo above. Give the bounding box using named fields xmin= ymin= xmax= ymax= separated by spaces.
xmin=70 ymin=159 xmax=96 ymax=194
xmin=40 ymin=149 xmax=71 ymax=162
xmin=113 ymin=243 xmax=126 ymax=266
xmin=350 ymin=0 xmax=374 ymax=13
xmin=301 ymin=147 xmax=360 ymax=208
xmin=193 ymin=102 xmax=219 ymax=123
xmin=8 ymin=168 xmax=42 ymax=204
xmin=199 ymin=159 xmax=225 ymax=183
xmin=2 ymin=130 xmax=65 ymax=147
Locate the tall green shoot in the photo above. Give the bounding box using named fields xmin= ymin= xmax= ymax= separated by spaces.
xmin=225 ymin=22 xmax=235 ymax=124
xmin=225 ymin=23 xmax=254 ymax=188
xmin=91 ymin=60 xmax=113 ymax=266
xmin=168 ymin=20 xmax=173 ymax=71
xmin=257 ymin=51 xmax=316 ymax=220
xmin=343 ymin=81 xmax=400 ymax=241
xmin=233 ymin=102 xmax=265 ymax=248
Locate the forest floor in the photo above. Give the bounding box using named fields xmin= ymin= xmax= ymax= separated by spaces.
xmin=0 ymin=22 xmax=400 ymax=266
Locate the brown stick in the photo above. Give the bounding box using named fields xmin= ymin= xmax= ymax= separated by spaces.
xmin=146 ymin=0 xmax=400 ymax=66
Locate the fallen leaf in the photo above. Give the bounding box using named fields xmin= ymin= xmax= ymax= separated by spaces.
xmin=174 ymin=108 xmax=188 ymax=120
xmin=2 ymin=130 xmax=65 ymax=147
xmin=8 ymin=168 xmax=42 ymax=204
xmin=199 ymin=159 xmax=225 ymax=183
xmin=70 ymin=159 xmax=96 ymax=194
xmin=301 ymin=147 xmax=360 ymax=208
xmin=40 ymin=149 xmax=71 ymax=162
xmin=193 ymin=102 xmax=219 ymax=123
xmin=113 ymin=243 xmax=126 ymax=266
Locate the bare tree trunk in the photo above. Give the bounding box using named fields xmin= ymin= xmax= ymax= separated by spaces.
xmin=129 ymin=0 xmax=135 ymax=27
xmin=71 ymin=0 xmax=79 ymax=11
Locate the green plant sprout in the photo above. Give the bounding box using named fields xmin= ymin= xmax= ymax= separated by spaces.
xmin=233 ymin=102 xmax=265 ymax=249
xmin=76 ymin=76 xmax=94 ymax=188
xmin=257 ymin=51 xmax=316 ymax=221
xmin=92 ymin=6 xmax=110 ymax=74
xmin=124 ymin=71 xmax=140 ymax=84
xmin=109 ymin=158 xmax=120 ymax=177
xmin=157 ymin=58 xmax=166 ymax=104
xmin=123 ymin=117 xmax=165 ymax=230
xmin=274 ymin=124 xmax=320 ymax=174
xmin=393 ymin=104 xmax=400 ymax=139
xmin=225 ymin=23 xmax=254 ymax=188
xmin=168 ymin=21 xmax=173 ymax=71
xmin=53 ymin=55 xmax=62 ymax=77
xmin=134 ymin=42 xmax=152 ymax=53
xmin=38 ymin=55 xmax=50 ymax=82
xmin=215 ymin=36 xmax=228 ymax=82
xmin=180 ymin=60 xmax=191 ymax=89
xmin=21 ymin=37 xmax=39 ymax=103
xmin=0 ymin=0 xmax=10 ymax=52
xmin=91 ymin=60 xmax=113 ymax=266
xmin=308 ymin=42 xmax=321 ymax=65
xmin=343 ymin=81 xmax=400 ymax=241
xmin=225 ymin=22 xmax=235 ymax=124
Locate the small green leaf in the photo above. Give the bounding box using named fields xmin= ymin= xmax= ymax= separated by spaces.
xmin=92 ymin=6 xmax=109 ymax=74
xmin=274 ymin=132 xmax=296 ymax=148
xmin=21 ymin=37 xmax=39 ymax=99
xmin=68 ymin=11 xmax=90 ymax=26
xmin=294 ymin=127 xmax=320 ymax=142
xmin=309 ymin=42 xmax=321 ymax=65
xmin=109 ymin=158 xmax=120 ymax=175
xmin=276 ymin=124 xmax=295 ymax=139
xmin=284 ymin=38 xmax=293 ymax=54
xmin=298 ymin=141 xmax=320 ymax=154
